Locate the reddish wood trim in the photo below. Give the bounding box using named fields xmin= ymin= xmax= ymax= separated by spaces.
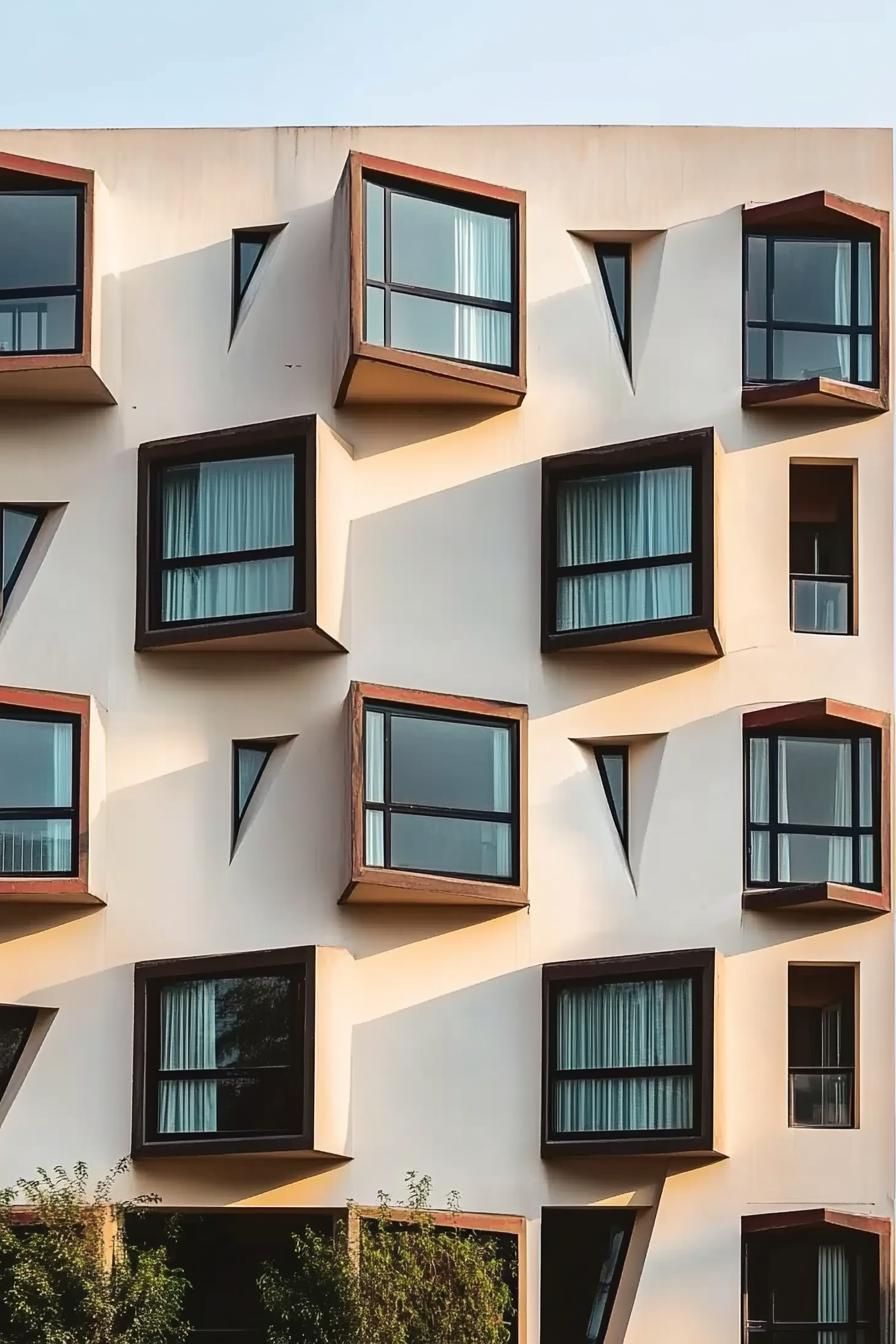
xmin=743 ymin=883 xmax=889 ymax=915
xmin=743 ymin=698 xmax=890 ymax=732
xmin=0 ymin=685 xmax=90 ymax=901
xmin=742 ymin=378 xmax=887 ymax=413
xmin=743 ymin=190 xmax=888 ymax=232
xmin=345 ymin=681 xmax=528 ymax=907
xmin=349 ymin=151 xmax=526 ymax=206
xmin=0 ymin=151 xmax=92 ymax=186
xmin=352 ymin=341 xmax=526 ymax=400
xmin=743 ymin=1208 xmax=890 ymax=1236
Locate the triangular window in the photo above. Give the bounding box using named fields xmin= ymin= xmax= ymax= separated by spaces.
xmin=595 ymin=244 xmax=631 ymax=369
xmin=1 ymin=506 xmax=43 ymax=607
xmin=231 ymin=226 xmax=284 ymax=337
xmin=595 ymin=747 xmax=628 ymax=850
xmin=0 ymin=1005 xmax=37 ymax=1102
xmin=232 ymin=741 xmax=275 ymax=850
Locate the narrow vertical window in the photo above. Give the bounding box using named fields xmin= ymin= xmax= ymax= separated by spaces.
xmin=0 ymin=185 xmax=84 ymax=355
xmin=790 ymin=463 xmax=854 ymax=635
xmin=231 ymin=225 xmax=284 ymax=338
xmin=0 ymin=710 xmax=78 ymax=875
xmin=0 ymin=506 xmax=43 ymax=608
xmin=595 ymin=747 xmax=628 ymax=850
xmin=0 ymin=1006 xmax=38 ymax=1101
xmin=789 ymin=965 xmax=855 ymax=1128
xmin=231 ymin=740 xmax=276 ymax=852
xmin=540 ymin=1208 xmax=633 ymax=1343
xmin=595 ymin=244 xmax=630 ymax=370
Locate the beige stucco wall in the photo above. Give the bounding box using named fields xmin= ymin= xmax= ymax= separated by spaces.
xmin=0 ymin=125 xmax=890 ymax=1341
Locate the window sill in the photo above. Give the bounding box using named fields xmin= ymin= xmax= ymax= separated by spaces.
xmin=0 ymin=353 xmax=116 ymax=406
xmin=135 ymin=611 xmax=346 ymax=654
xmin=342 ymin=864 xmax=528 ymax=908
xmin=742 ymin=378 xmax=887 ymax=414
xmin=743 ymin=882 xmax=889 ymax=916
xmin=0 ymin=877 xmax=102 ymax=907
xmin=542 ymin=616 xmax=723 ymax=658
xmin=336 ymin=343 xmax=526 ymax=409
xmin=541 ymin=1135 xmax=726 ymax=1160
xmin=132 ymin=1133 xmax=347 ymax=1160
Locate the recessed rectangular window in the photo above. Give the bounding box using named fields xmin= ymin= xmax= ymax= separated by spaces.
xmin=595 ymin=244 xmax=630 ymax=370
xmin=363 ymin=176 xmax=517 ymax=371
xmin=0 ymin=188 xmax=84 ymax=355
xmin=554 ymin=463 xmax=695 ymax=633
xmin=540 ymin=1208 xmax=633 ymax=1344
xmin=745 ymin=232 xmax=877 ymax=387
xmin=790 ymin=463 xmax=854 ymax=635
xmin=788 ymin=965 xmax=855 ymax=1129
xmin=363 ymin=700 xmax=518 ymax=882
xmin=746 ymin=727 xmax=879 ymax=890
xmin=0 ymin=709 xmax=79 ymax=875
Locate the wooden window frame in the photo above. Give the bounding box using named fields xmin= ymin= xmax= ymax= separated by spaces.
xmin=541 ymin=948 xmax=718 ymax=1158
xmin=742 ymin=699 xmax=891 ymax=916
xmin=541 ymin=427 xmax=720 ymax=656
xmin=132 ymin=946 xmax=316 ymax=1159
xmin=0 ymin=685 xmax=90 ymax=903
xmin=540 ymin=1206 xmax=635 ymax=1344
xmin=334 ymin=151 xmax=526 ymax=409
xmin=742 ymin=1210 xmax=891 ymax=1343
xmin=741 ymin=191 xmax=890 ymax=414
xmin=343 ymin=681 xmax=528 ymax=908
xmin=135 ymin=415 xmax=339 ymax=653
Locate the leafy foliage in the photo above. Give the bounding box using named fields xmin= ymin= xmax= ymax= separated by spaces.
xmin=0 ymin=1160 xmax=189 ymax=1344
xmin=260 ymin=1173 xmax=513 ymax=1344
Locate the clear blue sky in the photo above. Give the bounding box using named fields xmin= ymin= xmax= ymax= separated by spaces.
xmin=2 ymin=0 xmax=893 ymax=128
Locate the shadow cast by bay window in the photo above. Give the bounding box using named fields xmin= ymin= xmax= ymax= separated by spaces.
xmin=744 ymin=699 xmax=890 ymax=916
xmin=0 ymin=151 xmax=116 ymax=404
xmin=541 ymin=428 xmax=720 ymax=656
xmin=132 ymin=946 xmax=352 ymax=1159
xmin=0 ymin=685 xmax=103 ymax=906
xmin=342 ymin=682 xmax=527 ymax=907
xmin=743 ymin=1210 xmax=889 ymax=1343
xmin=332 ymin=152 xmax=526 ymax=408
xmin=135 ymin=415 xmax=351 ymax=653
xmin=542 ymin=949 xmax=722 ymax=1159
xmin=742 ymin=190 xmax=889 ymax=414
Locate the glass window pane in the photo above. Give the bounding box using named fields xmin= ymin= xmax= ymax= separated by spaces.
xmin=158 ymin=1072 xmax=294 ymax=1135
xmin=389 ymin=290 xmax=511 ymax=367
xmin=364 ymin=710 xmax=385 ymax=804
xmin=0 ymin=1010 xmax=34 ymax=1093
xmin=599 ymin=250 xmax=627 ymax=334
xmin=2 ymin=508 xmax=39 ymax=587
xmin=598 ymin=751 xmax=625 ymax=833
xmin=746 ymin=325 xmax=767 ymax=380
xmin=236 ymin=747 xmax=268 ymax=817
xmin=858 ymin=241 xmax=872 ymax=325
xmin=162 ymin=557 xmax=293 ymax=622
xmin=859 ymin=737 xmax=872 ymax=826
xmin=553 ymin=1075 xmax=693 ymax=1134
xmin=772 ymin=329 xmax=850 ymax=381
xmin=0 ymin=295 xmax=77 ymax=353
xmin=790 ymin=1070 xmax=853 ymax=1127
xmin=159 ymin=975 xmax=292 ymax=1071
xmin=778 ymin=737 xmax=852 ymax=827
xmin=0 ymin=818 xmax=72 ymax=873
xmin=858 ymin=333 xmax=873 ymax=383
xmin=555 ymin=978 xmax=693 ymax=1070
xmin=750 ymin=829 xmax=770 ymax=882
xmin=389 ymin=713 xmax=511 ymax=812
xmin=772 ymin=238 xmax=852 ymax=325
xmin=779 ymin=832 xmax=853 ymax=885
xmin=0 ymin=717 xmax=72 ymax=807
xmin=860 ymin=834 xmax=874 ymax=885
xmin=746 ymin=236 xmax=767 ymax=321
xmin=557 ymin=563 xmax=692 ymax=631
xmin=750 ymin=738 xmax=769 ymax=823
xmin=557 ymin=468 xmax=693 ymax=567
xmin=237 ymin=239 xmax=264 ymax=297
xmin=390 ymin=813 xmax=513 ymax=878
xmin=390 ymin=191 xmax=511 ymax=300
xmin=364 ymin=284 xmax=385 ymax=344
xmin=791 ymin=578 xmax=849 ymax=634
xmin=0 ymin=192 xmax=79 ymax=289
xmin=364 ymin=808 xmax=384 ymax=866
xmin=364 ymin=181 xmax=385 ymax=283
xmin=161 ymin=455 xmax=294 ymax=560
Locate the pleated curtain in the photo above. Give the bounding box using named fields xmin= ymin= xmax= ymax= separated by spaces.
xmin=556 ymin=466 xmax=692 ymax=632
xmin=453 ymin=210 xmax=511 ymax=367
xmin=554 ymin=977 xmax=693 ymax=1133
xmin=162 ymin=455 xmax=294 ymax=622
xmin=0 ymin=721 xmax=71 ymax=874
xmin=817 ymin=1243 xmax=849 ymax=1344
xmin=158 ymin=979 xmax=218 ymax=1134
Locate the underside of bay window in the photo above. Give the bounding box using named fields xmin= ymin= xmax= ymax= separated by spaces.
xmin=743 ymin=699 xmax=890 ymax=916
xmin=541 ymin=949 xmax=720 ymax=1158
xmin=333 ymin=151 xmax=526 ymax=408
xmin=541 ymin=428 xmax=720 ymax=656
xmin=343 ymin=682 xmax=527 ymax=907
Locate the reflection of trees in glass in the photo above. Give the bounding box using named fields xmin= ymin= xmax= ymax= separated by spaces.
xmin=0 ymin=1010 xmax=35 ymax=1093
xmin=213 ymin=975 xmax=293 ymax=1068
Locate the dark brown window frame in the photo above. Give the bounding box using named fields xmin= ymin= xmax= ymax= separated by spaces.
xmin=742 ymin=1209 xmax=891 ymax=1343
xmin=742 ymin=191 xmax=890 ymax=414
xmin=788 ymin=962 xmax=857 ymax=1131
xmin=132 ymin=946 xmax=316 ymax=1159
xmin=135 ymin=415 xmax=344 ymax=653
xmin=343 ymin=681 xmax=528 ymax=908
xmin=0 ymin=684 xmax=91 ymax=905
xmin=789 ymin=459 xmax=857 ymax=637
xmin=541 ymin=427 xmax=720 ymax=657
xmin=742 ymin=698 xmax=891 ymax=916
xmin=541 ymin=948 xmax=718 ymax=1158
xmin=333 ymin=151 xmax=526 ymax=409
xmin=540 ymin=1206 xmax=635 ymax=1344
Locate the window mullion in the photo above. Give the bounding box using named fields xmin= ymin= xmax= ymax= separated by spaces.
xmin=769 ymin=733 xmax=779 ymax=885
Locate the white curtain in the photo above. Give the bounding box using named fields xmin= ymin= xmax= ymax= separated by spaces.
xmin=833 ymin=243 xmax=852 ymax=379
xmin=491 ymin=727 xmax=512 ymax=875
xmin=749 ymin=737 xmax=770 ymax=882
xmin=453 ymin=210 xmax=511 ymax=366
xmin=162 ymin=455 xmax=294 ymax=622
xmin=158 ymin=979 xmax=218 ymax=1134
xmin=363 ymin=710 xmax=385 ymax=867
xmin=586 ymin=1226 xmax=626 ymax=1342
xmin=817 ymin=1243 xmax=849 ymax=1344
xmin=554 ymin=978 xmax=693 ymax=1133
xmin=556 ymin=467 xmax=692 ymax=631
xmin=0 ymin=721 xmax=72 ymax=874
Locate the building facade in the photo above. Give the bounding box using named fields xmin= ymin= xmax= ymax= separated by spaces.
xmin=0 ymin=124 xmax=892 ymax=1341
